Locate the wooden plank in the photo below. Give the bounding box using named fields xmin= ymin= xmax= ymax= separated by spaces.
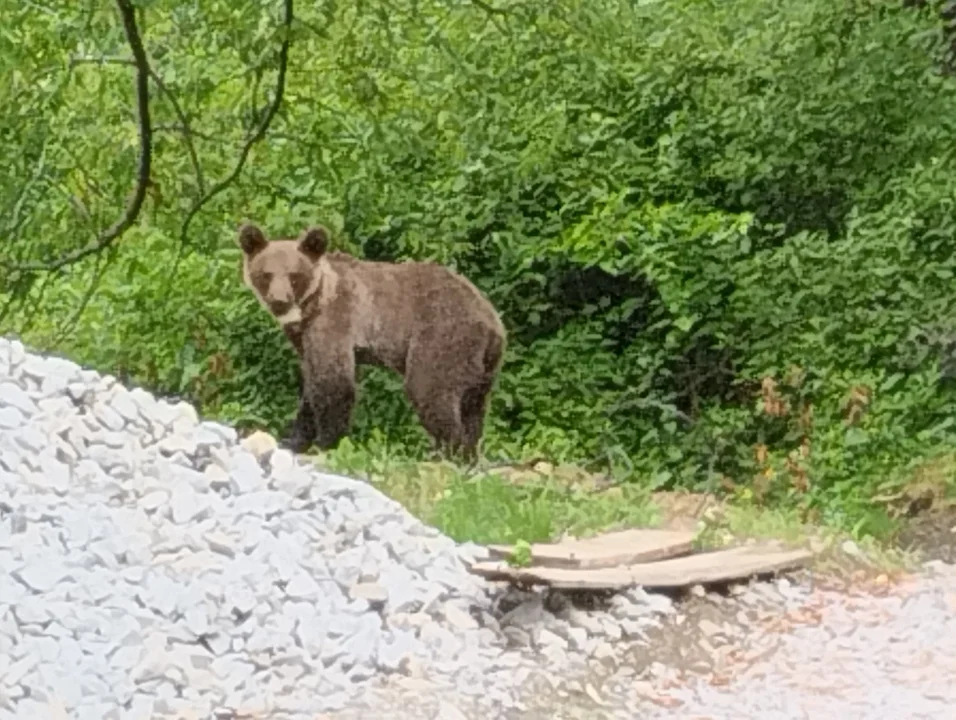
xmin=468 ymin=544 xmax=813 ymax=591
xmin=486 ymin=529 xmax=696 ymax=570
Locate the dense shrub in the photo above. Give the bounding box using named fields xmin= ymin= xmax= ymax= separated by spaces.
xmin=3 ymin=0 xmax=956 ymax=533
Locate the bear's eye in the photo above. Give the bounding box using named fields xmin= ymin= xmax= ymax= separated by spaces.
xmin=291 ymin=274 xmax=306 ymax=295
xmin=257 ymin=272 xmax=273 ymax=286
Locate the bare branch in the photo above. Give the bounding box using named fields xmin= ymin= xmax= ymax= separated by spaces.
xmin=177 ymin=0 xmax=295 ymax=250
xmin=470 ymin=0 xmax=511 ymax=32
xmin=52 ymin=247 xmax=112 ymax=343
xmin=69 ymin=54 xmax=133 ymax=69
xmin=3 ymin=138 xmax=49 ymax=239
xmin=7 ymin=0 xmax=152 ymax=273
xmin=145 ymin=68 xmax=205 ymax=195
xmin=470 ymin=0 xmax=509 ymax=15
xmin=153 ymin=123 xmax=223 ymax=143
xmin=69 ymin=55 xmax=205 ymax=195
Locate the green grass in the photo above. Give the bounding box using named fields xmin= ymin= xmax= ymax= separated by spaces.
xmin=305 ymin=439 xmax=924 ymax=578
xmin=307 ymin=441 xmax=657 ymax=545
xmin=431 ymin=473 xmax=658 ymax=545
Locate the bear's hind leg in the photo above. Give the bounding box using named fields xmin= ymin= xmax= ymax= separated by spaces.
xmin=403 ymin=371 xmax=466 ymax=458
xmin=459 ymin=380 xmax=492 ymax=463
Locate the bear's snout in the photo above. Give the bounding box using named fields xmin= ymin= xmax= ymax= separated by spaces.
xmin=269 ymin=298 xmax=294 ymax=317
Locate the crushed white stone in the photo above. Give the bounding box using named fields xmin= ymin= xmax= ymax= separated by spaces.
xmin=0 ymin=336 xmax=680 ymax=718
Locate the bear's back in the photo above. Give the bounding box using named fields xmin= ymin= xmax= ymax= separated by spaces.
xmin=328 ymin=253 xmax=502 ymax=332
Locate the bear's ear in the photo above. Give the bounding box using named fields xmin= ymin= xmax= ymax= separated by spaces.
xmin=298 ymin=226 xmax=329 ymax=262
xmin=238 ymin=224 xmax=268 ymax=257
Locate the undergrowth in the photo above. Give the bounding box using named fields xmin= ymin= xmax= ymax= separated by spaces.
xmin=4 ymin=0 xmax=956 ymax=539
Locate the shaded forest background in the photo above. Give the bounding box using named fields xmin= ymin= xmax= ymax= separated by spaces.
xmin=3 ymin=0 xmax=956 ymax=536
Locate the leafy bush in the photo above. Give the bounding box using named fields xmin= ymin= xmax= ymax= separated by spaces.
xmin=3 ymin=0 xmax=956 ymax=535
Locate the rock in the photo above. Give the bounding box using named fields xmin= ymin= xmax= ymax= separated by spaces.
xmin=12 ymin=563 xmax=72 ymax=593
xmin=107 ymin=391 xmax=142 ymax=424
xmin=376 ymin=628 xmax=418 ymax=673
xmin=233 ymin=490 xmax=289 ymax=517
xmin=350 ymin=582 xmax=389 ymax=611
xmin=535 ymin=627 xmax=568 ymax=651
xmin=565 ymin=625 xmax=589 ymax=650
xmin=285 ymin=572 xmax=324 ymax=600
xmin=0 ymin=407 xmax=24 ymax=430
xmin=0 ymin=336 xmax=624 ymax=718
xmin=66 ymin=382 xmax=94 ymax=406
xmin=270 ymin=465 xmax=314 ymax=498
xmin=229 ymin=452 xmax=267 ymax=495
xmin=643 ymin=592 xmax=677 ymax=615
xmin=841 ymin=539 xmax=863 ymax=557
xmin=141 ymin=490 xmax=169 ymax=513
xmin=168 ymin=484 xmax=210 ymax=524
xmin=436 ymin=701 xmax=469 ymax=720
xmin=170 ymin=401 xmax=199 ymax=427
xmin=567 ymin=609 xmax=606 ymax=636
xmin=92 ymin=402 xmax=126 ymax=432
xmin=500 ymin=597 xmax=546 ymax=627
xmin=203 ymin=464 xmax=231 ymax=492
xmin=202 ymin=422 xmax=237 ymax=445
xmin=611 ymin=594 xmax=655 ymax=620
xmin=502 ymin=627 xmax=532 ymax=647
xmin=157 ymin=433 xmax=197 ymax=457
xmin=601 ymin=617 xmax=623 ymax=642
xmin=203 ymin=530 xmax=236 ymax=558
xmin=37 ymin=455 xmax=70 ymax=494
xmin=442 ymin=604 xmax=479 ymax=630
xmin=697 ymin=619 xmax=724 ymax=638
xmin=0 ymin=382 xmax=37 ymax=416
xmin=268 ymin=447 xmax=296 ymax=475
xmin=183 ymin=605 xmax=210 ymax=637
xmin=240 ymin=430 xmax=277 ymax=461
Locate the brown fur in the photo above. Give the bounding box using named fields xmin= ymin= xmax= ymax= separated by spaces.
xmin=237 ymin=222 xmax=507 ymax=460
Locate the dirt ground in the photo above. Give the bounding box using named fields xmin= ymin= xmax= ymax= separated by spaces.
xmin=896 ymin=506 xmax=956 ymax=564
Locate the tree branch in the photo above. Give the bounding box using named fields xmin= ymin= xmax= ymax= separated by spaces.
xmin=3 ymin=138 xmax=49 ymax=239
xmin=6 ymin=0 xmax=152 ymax=273
xmin=470 ymin=0 xmax=509 ymax=15
xmin=68 ymin=56 xmax=205 ymax=196
xmin=177 ymin=0 xmax=294 ymax=250
xmin=141 ymin=65 xmax=205 ymax=195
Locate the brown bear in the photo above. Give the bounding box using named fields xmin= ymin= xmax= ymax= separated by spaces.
xmin=236 ymin=222 xmax=506 ymax=461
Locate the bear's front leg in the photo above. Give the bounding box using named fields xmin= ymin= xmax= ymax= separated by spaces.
xmin=280 ymin=394 xmax=317 ymax=453
xmin=301 ymin=330 xmax=357 ymax=450
xmin=275 ymin=323 xmax=315 ymax=453
xmin=305 ymin=376 xmax=356 ymax=450
xmin=276 ymin=360 xmax=315 ymax=453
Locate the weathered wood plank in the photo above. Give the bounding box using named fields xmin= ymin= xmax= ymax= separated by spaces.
xmin=468 ymin=544 xmax=813 ymax=591
xmin=486 ymin=529 xmax=696 ymax=570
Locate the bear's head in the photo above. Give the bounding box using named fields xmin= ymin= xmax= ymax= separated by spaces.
xmin=237 ymin=223 xmax=331 ymax=326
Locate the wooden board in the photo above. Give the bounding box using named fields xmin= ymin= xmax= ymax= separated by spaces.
xmin=468 ymin=544 xmax=813 ymax=591
xmin=487 ymin=529 xmax=696 ymax=570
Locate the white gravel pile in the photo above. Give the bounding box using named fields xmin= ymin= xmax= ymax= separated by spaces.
xmin=0 ymin=337 xmax=676 ymax=719
xmin=8 ymin=335 xmax=950 ymax=720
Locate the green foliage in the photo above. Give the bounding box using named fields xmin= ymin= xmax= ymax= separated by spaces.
xmin=3 ymin=0 xmax=956 ymax=535
xmin=315 ymin=441 xmax=658 ymax=545
xmin=507 ymin=540 xmax=533 ymax=569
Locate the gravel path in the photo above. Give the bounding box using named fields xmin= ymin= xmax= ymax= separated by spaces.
xmin=1 ymin=335 xmax=954 ymax=719
xmin=599 ymin=565 xmax=956 ymax=719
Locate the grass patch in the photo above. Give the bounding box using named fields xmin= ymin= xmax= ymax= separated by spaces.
xmin=308 ymin=441 xmax=657 ymax=545
xmin=686 ymin=496 xmax=918 ymax=578
xmin=432 ymin=473 xmax=657 ymax=545
xmin=305 ymin=440 xmax=927 ymax=580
